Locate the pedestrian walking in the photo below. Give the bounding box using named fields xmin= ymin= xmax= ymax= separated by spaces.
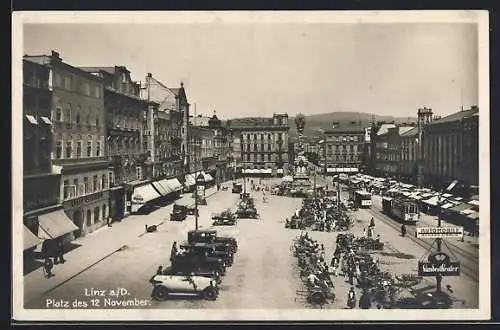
xmin=156 ymin=265 xmax=163 ymax=275
xmin=401 ymin=224 xmax=407 ymax=237
xmin=107 ymin=216 xmax=112 ymax=227
xmin=347 ymin=287 xmax=356 ymax=309
xmin=170 ymin=241 xmax=178 ymax=262
xmin=363 ymin=227 xmax=367 ymax=237
xmin=359 ymin=289 xmax=372 ymax=309
xmin=55 ymin=238 xmax=66 ymax=264
xmin=43 ymin=258 xmax=54 ymax=278
xmin=369 ymin=217 xmax=375 ymax=228
xmin=348 ymin=268 xmax=355 ymax=285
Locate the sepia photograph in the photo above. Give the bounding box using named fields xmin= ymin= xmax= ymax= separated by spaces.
xmin=12 ymin=11 xmax=490 ymax=321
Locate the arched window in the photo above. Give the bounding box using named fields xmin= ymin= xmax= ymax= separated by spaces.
xmin=87 ymin=135 xmax=93 ymax=157
xmin=76 ymin=111 xmax=81 ymax=124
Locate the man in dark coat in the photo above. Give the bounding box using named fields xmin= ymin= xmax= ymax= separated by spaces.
xmin=170 ymin=242 xmax=178 ymax=262
xmin=55 ymin=238 xmax=66 ymax=264
xmin=359 ymin=289 xmax=372 ymax=309
xmin=401 ymin=224 xmax=407 ymax=237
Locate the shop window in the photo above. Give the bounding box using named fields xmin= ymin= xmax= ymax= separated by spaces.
xmin=94 ymin=207 xmax=100 ymax=222
xmin=86 ymin=209 xmax=92 ymax=227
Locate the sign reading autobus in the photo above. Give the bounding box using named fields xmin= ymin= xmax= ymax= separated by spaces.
xmin=416 ymin=226 xmax=464 ymax=239
xmin=354 ymin=190 xmax=372 ymax=208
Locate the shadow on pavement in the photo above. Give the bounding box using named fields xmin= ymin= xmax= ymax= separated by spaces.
xmin=24 ymin=242 xmax=83 ymax=276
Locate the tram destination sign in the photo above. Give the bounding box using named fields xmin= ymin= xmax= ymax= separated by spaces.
xmin=418 ymin=261 xmax=461 ymax=277
xmin=416 ymin=226 xmax=464 ymax=239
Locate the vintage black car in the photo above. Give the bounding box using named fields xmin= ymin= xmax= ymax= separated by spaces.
xmin=159 ymin=265 xmax=222 ymax=284
xmin=170 ymin=204 xmax=188 ymax=221
xmin=172 ymin=247 xmax=227 ymax=276
xmin=232 ymin=183 xmax=243 ymax=194
xmin=180 ymin=241 xmax=234 ymax=268
xmin=212 ymin=209 xmax=237 ymax=226
xmin=187 ymin=230 xmax=238 ymax=254
xmin=240 ymin=192 xmax=250 ymax=199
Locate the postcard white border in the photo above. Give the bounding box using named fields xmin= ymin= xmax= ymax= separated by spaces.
xmin=12 ymin=10 xmax=490 ymax=321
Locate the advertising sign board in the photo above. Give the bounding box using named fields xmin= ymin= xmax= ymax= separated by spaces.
xmin=418 ymin=261 xmax=461 ymax=277
xmin=416 ymin=226 xmax=464 ymax=239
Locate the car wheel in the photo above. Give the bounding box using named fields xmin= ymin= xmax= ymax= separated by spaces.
xmin=152 ymin=286 xmax=169 ymax=301
xmin=203 ymin=286 xmax=218 ymax=301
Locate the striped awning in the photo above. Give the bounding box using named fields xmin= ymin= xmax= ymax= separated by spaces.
xmin=184 ymin=173 xmax=196 ymax=187
xmin=38 ymin=209 xmax=79 ymax=239
xmin=152 ymin=180 xmax=173 ymax=196
xmin=165 ymin=178 xmax=183 ymax=191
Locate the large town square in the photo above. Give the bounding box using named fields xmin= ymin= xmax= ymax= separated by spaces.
xmin=15 ymin=12 xmax=486 ymax=318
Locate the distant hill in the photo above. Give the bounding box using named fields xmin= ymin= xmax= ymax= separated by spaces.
xmin=287 ymin=112 xmax=417 ymax=139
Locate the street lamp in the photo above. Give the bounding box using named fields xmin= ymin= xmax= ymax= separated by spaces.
xmin=194 ymin=172 xmax=206 ymax=231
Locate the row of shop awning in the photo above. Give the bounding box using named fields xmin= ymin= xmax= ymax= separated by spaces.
xmin=242 ymin=169 xmax=273 ymax=174
xmin=326 ymin=168 xmax=359 ymax=173
xmin=24 ymin=209 xmax=79 ymax=251
xmin=183 ymin=172 xmax=214 ymax=187
xmin=132 ymin=178 xmax=184 ymax=205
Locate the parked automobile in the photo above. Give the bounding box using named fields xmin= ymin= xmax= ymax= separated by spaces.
xmin=187 ymin=230 xmax=238 ymax=254
xmin=171 ymin=248 xmax=227 ymax=276
xmin=212 ymin=209 xmax=237 ymax=226
xmin=150 ymin=273 xmax=219 ymax=301
xmin=180 ymin=241 xmax=234 ymax=267
xmin=170 ymin=204 xmax=187 ymax=221
xmin=232 ymin=183 xmax=243 ymax=194
xmin=160 ymin=265 xmax=222 ymax=284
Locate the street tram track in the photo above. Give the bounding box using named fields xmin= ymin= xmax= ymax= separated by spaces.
xmin=364 ymin=207 xmax=479 ymax=282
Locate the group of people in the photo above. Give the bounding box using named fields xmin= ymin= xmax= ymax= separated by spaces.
xmin=41 ymin=238 xmax=66 ymax=279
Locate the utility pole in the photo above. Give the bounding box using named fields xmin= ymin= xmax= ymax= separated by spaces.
xmin=436 ymin=192 xmax=443 ymax=292
xmin=195 ymin=169 xmax=199 ymax=231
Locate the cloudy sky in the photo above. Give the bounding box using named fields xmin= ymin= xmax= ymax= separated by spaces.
xmin=23 ymin=22 xmax=478 ymax=119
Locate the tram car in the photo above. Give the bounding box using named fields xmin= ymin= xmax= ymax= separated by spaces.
xmin=354 ymin=190 xmax=372 ymax=208
xmin=382 ymin=196 xmax=420 ymax=224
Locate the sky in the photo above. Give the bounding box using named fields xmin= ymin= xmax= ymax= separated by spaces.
xmin=23 ymin=22 xmax=478 ymax=119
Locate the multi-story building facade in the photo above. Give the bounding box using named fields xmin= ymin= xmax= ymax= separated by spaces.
xmin=80 ymin=66 xmax=150 ymax=221
xmin=381 ymin=125 xmax=415 ymax=177
xmin=399 ymin=126 xmax=419 ymax=184
xmin=228 ymin=114 xmax=290 ymax=176
xmin=423 ymin=106 xmax=479 ymax=191
xmin=23 ymin=59 xmax=74 ymax=256
xmin=141 ymin=73 xmax=187 ymax=180
xmin=208 ymin=113 xmax=232 ymax=183
xmin=369 ymin=122 xmax=396 ymax=176
xmin=25 ymin=51 xmax=110 ymax=238
xmin=322 ymin=122 xmax=365 ymax=175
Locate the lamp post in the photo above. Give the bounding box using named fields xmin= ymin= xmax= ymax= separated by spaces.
xmin=195 ymin=172 xmax=206 ymax=231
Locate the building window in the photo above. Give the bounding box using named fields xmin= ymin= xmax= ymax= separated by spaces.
xmin=108 ymin=171 xmax=114 ymax=187
xmin=82 ymin=82 xmax=90 ymax=96
xmin=94 ymin=207 xmax=100 ymax=222
xmin=55 ymin=73 xmax=62 ymax=87
xmin=101 ymin=174 xmax=106 ymax=189
xmin=96 ymin=140 xmax=101 ymax=156
xmin=87 ymin=136 xmax=92 ymax=157
xmin=65 ymin=141 xmax=73 ymax=158
xmin=64 ymin=76 xmax=72 ymax=90
xmin=76 ymin=140 xmax=82 ymax=158
xmin=84 ymin=177 xmax=90 ymax=194
xmin=96 ymin=116 xmax=100 ymax=128
xmin=94 ymin=85 xmax=101 ymax=98
xmin=55 ymin=107 xmax=63 ymax=122
xmin=254 ymin=134 xmax=257 ymax=140
xmin=86 ymin=113 xmax=90 ymax=125
xmin=73 ymin=178 xmax=79 ymax=196
xmin=86 ymin=209 xmax=92 ymax=227
xmin=56 ymin=139 xmax=63 ymax=159
xmin=93 ymin=175 xmax=99 ymax=192
xmin=63 ymin=180 xmax=69 ymax=199
xmin=76 ymin=111 xmax=81 ymax=124
xmin=65 ymin=105 xmax=72 ymax=123
xmin=136 ymin=166 xmax=142 ymax=180
xmin=102 ymin=205 xmax=107 ymax=220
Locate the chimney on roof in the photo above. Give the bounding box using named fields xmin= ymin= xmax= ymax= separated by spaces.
xmin=147 ymin=73 xmax=152 ymax=78
xmin=51 ymin=50 xmax=62 ymax=62
xmin=471 ymin=105 xmax=479 ymax=111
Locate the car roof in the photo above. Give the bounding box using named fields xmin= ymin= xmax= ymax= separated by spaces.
xmin=188 ymin=229 xmax=217 ymax=234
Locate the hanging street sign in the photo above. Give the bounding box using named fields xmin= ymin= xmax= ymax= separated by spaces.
xmin=418 ymin=261 xmax=461 ymax=277
xmin=416 ymin=226 xmax=464 ymax=239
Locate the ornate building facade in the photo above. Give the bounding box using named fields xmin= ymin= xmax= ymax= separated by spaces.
xmin=228 ymin=114 xmax=290 ymax=176
xmin=80 ymin=66 xmax=149 ymax=221
xmin=25 ymin=51 xmax=110 ymax=238
xmin=322 ymin=122 xmax=365 ymax=175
